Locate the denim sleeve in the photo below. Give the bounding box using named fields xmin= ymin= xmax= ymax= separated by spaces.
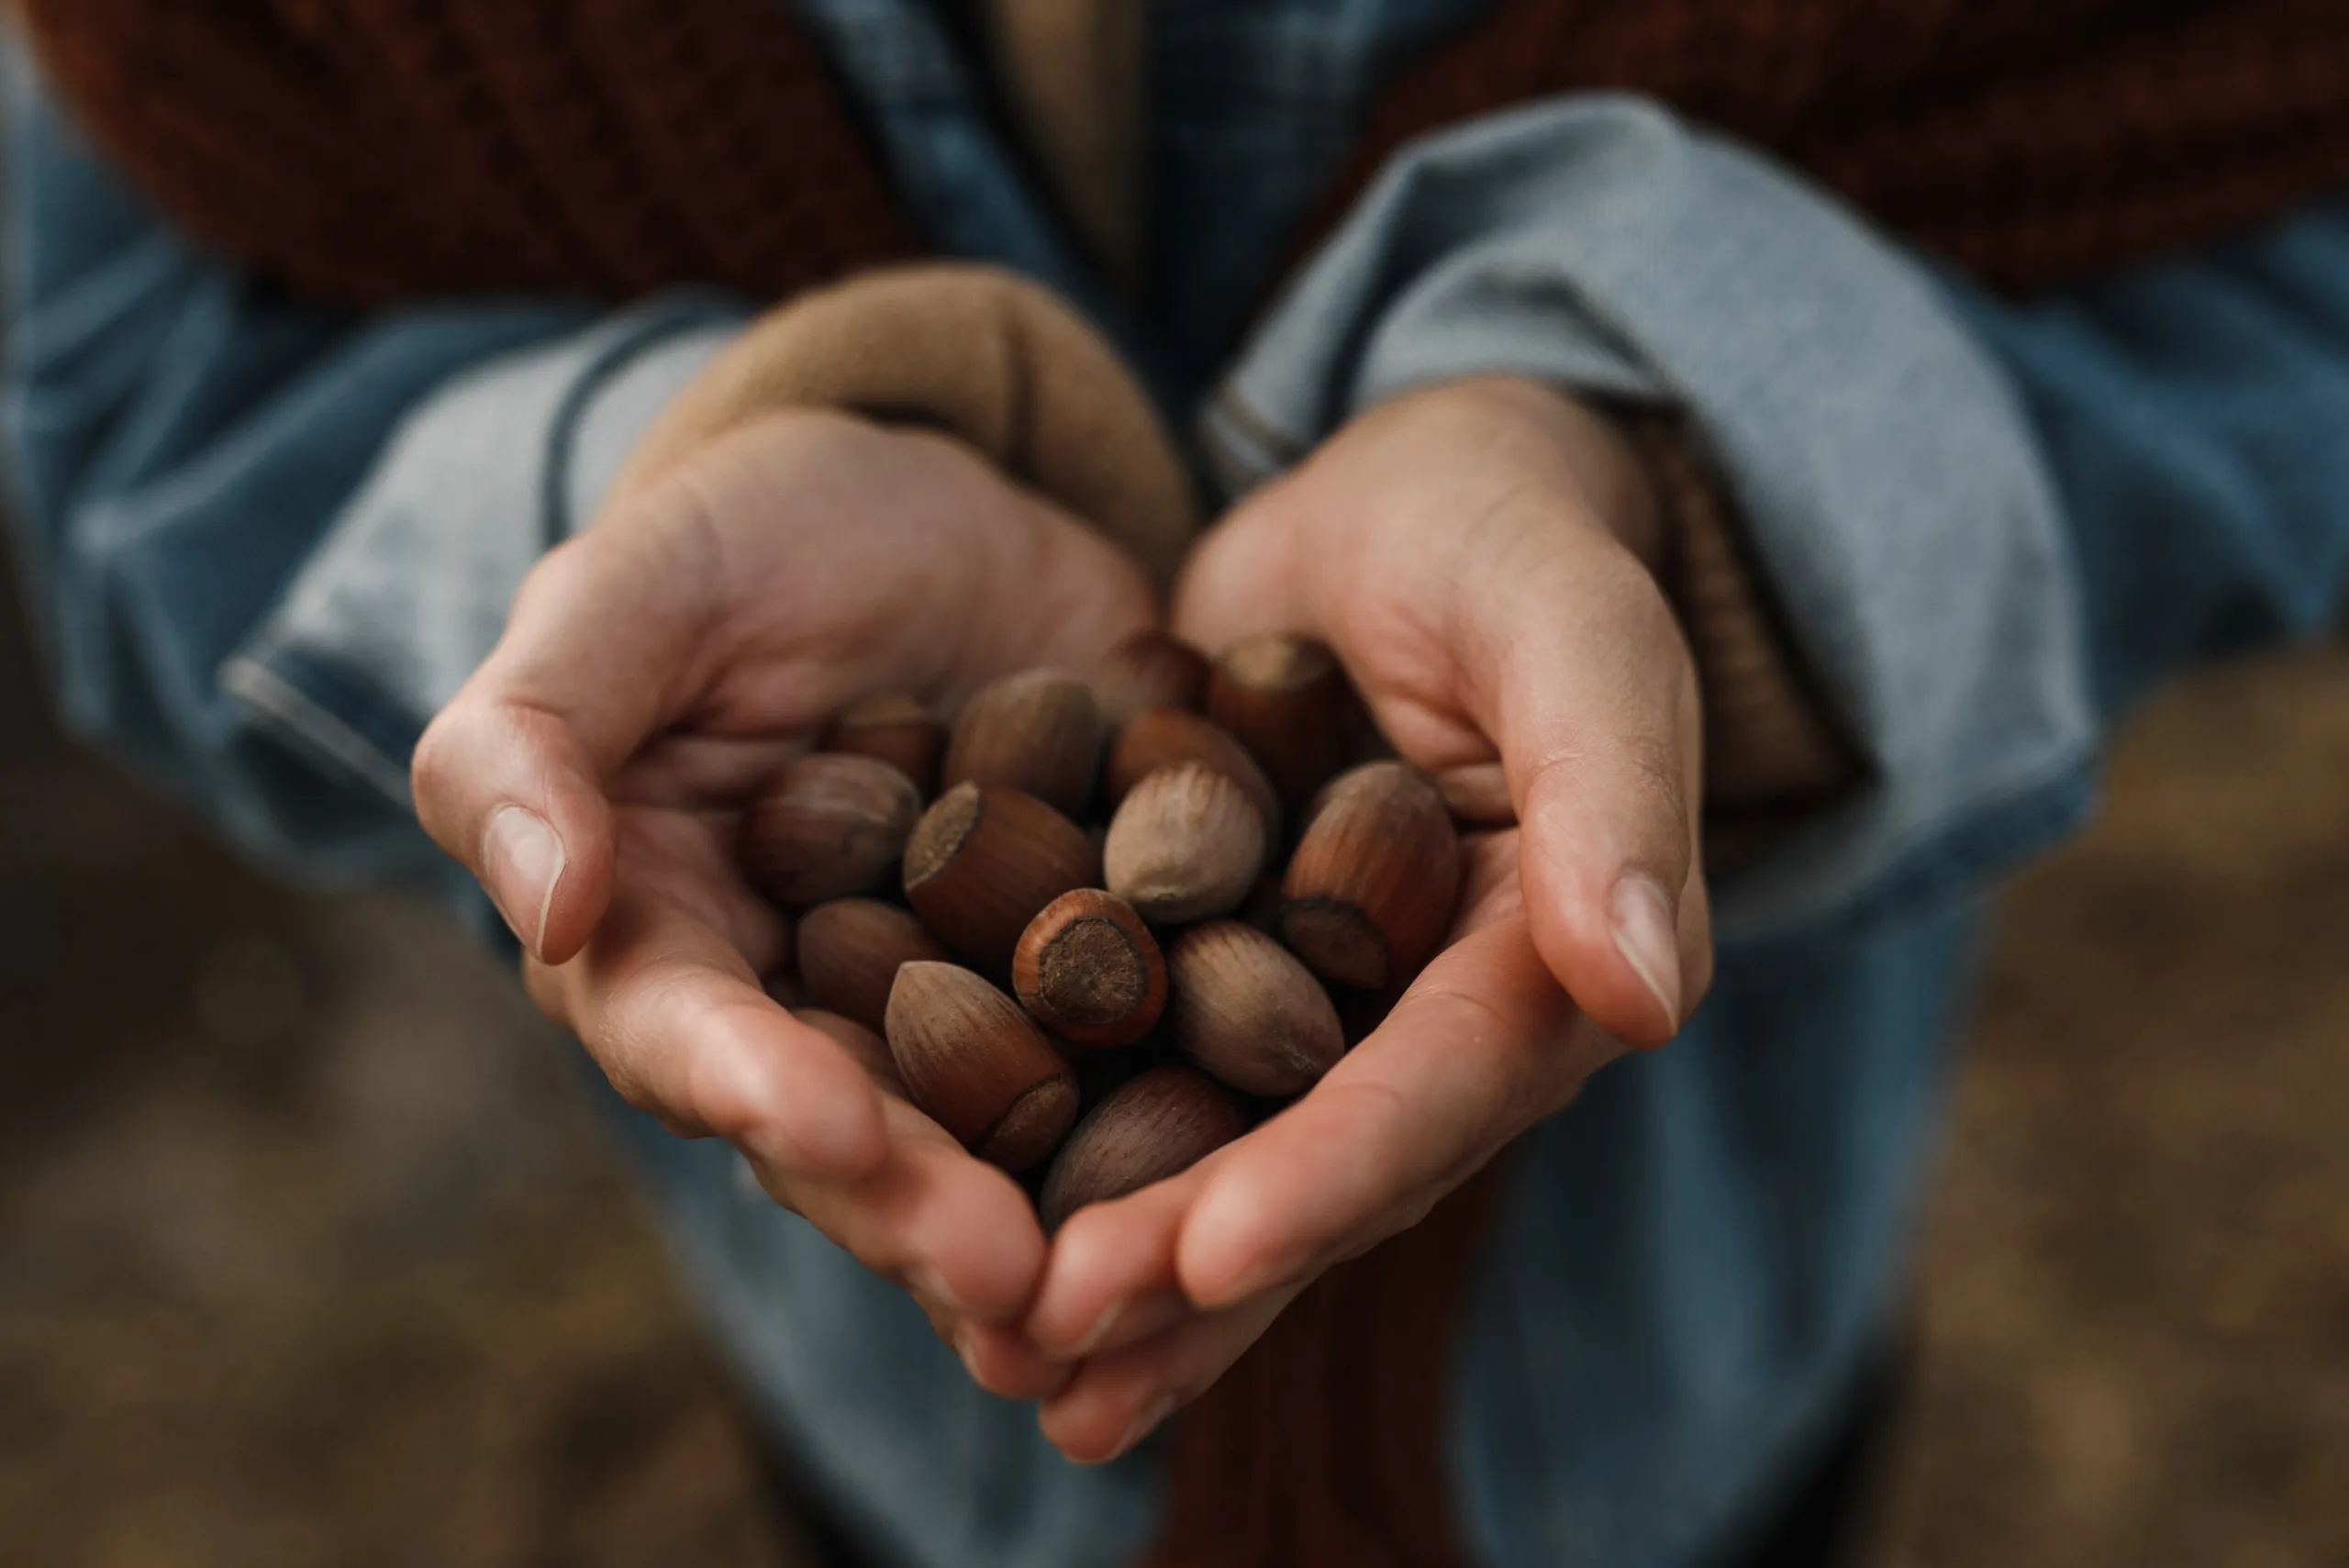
xmin=1939 ymin=195 xmax=2349 ymax=725
xmin=1198 ymin=95 xmax=2096 ymax=951
xmin=1 ymin=78 xmax=741 ymax=899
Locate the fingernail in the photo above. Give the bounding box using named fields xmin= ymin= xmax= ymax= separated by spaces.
xmin=1063 ymin=1298 xmax=1128 ymax=1358
xmin=1103 ymin=1395 xmax=1178 ymax=1462
xmin=1609 ymin=874 xmax=1682 ymax=1033
xmin=907 ymin=1263 xmax=970 ymax=1318
xmin=484 ymin=806 xmax=564 ymax=952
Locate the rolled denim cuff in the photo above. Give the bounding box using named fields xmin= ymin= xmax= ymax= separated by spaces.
xmin=224 ymin=297 xmax=745 ymax=807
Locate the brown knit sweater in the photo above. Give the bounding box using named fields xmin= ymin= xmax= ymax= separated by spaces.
xmin=25 ymin=0 xmax=2349 ymax=309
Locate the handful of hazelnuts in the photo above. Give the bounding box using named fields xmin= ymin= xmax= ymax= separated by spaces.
xmin=741 ymin=630 xmax=1464 ymax=1229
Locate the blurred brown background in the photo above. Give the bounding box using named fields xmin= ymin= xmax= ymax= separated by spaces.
xmin=3 ymin=539 xmax=2345 ymax=1566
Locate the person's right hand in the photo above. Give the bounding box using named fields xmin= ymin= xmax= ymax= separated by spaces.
xmin=412 ymin=408 xmax=1155 ymax=1396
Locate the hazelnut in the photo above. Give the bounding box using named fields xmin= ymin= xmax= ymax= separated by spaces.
xmin=1279 ymin=761 xmax=1463 ymax=991
xmin=739 ymin=753 xmax=922 ymax=907
xmin=885 ymin=962 xmax=1078 ymax=1171
xmin=1012 ymin=889 xmax=1166 ymax=1048
xmin=903 ymin=783 xmax=1100 ymax=973
xmin=795 ymin=897 xmax=949 ymax=1035
xmin=1091 ymin=630 xmax=1211 ymax=728
xmin=1164 ymin=920 xmax=1346 ymax=1096
xmin=1207 ymin=632 xmax=1351 ymax=812
xmin=941 ymin=670 xmax=1103 ymax=818
xmin=1102 ymin=762 xmax=1265 ymax=925
xmin=821 ymin=694 xmax=947 ymax=799
xmin=1038 ymin=1065 xmax=1246 ymax=1229
xmin=792 ymin=1006 xmax=909 ymax=1099
xmin=1103 ymin=707 xmax=1282 ymax=843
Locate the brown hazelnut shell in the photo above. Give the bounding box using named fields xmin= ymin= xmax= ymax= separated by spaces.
xmin=795 ymin=898 xmax=950 ymax=1035
xmin=1038 ymin=1065 xmax=1246 ymax=1229
xmin=1104 ymin=707 xmax=1282 ymax=843
xmin=739 ymin=753 xmax=922 ymax=907
xmin=1102 ymin=762 xmax=1265 ymax=925
xmin=1011 ymin=889 xmax=1167 ymax=1049
xmin=885 ymin=962 xmax=1078 ymax=1171
xmin=903 ymin=784 xmax=1100 ymax=973
xmin=1164 ymin=920 xmax=1346 ymax=1097
xmin=1278 ymin=761 xmax=1464 ymax=991
xmin=821 ymin=694 xmax=946 ymax=799
xmin=1091 ymin=631 xmax=1211 ymax=728
xmin=1207 ymin=632 xmax=1351 ymax=812
xmin=941 ymin=670 xmax=1103 ymax=818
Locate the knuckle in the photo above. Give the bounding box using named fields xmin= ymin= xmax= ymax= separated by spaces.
xmin=1526 ymin=739 xmax=1687 ymax=846
xmin=1620 ymin=743 xmax=1693 ymax=836
xmin=691 ymin=1060 xmax=767 ymax=1148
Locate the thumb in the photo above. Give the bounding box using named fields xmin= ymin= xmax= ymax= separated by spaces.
xmin=1167 ymin=482 xmax=1319 ymax=655
xmin=1479 ymin=542 xmax=1708 ymax=1047
xmin=413 ymin=696 xmax=618 ymax=964
xmin=413 ymin=511 xmax=721 ymax=963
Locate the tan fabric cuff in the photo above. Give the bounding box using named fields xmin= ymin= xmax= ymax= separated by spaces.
xmin=607 ymin=263 xmax=1198 ymax=593
xmin=1626 ymin=417 xmax=1862 ymax=861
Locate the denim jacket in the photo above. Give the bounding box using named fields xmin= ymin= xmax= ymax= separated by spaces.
xmin=10 ymin=6 xmax=2349 ymax=1567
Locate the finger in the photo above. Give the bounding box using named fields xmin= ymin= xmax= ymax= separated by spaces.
xmin=768 ymin=1096 xmax=1052 ymax=1331
xmin=1178 ymin=404 xmax=1708 ymax=1042
xmin=1172 ymin=486 xmax=1497 ymax=772
xmin=1027 ymin=1159 xmax=1224 ymax=1357
xmin=1167 ymin=476 xmax=1319 ymax=659
xmin=1174 ymin=916 xmax=1609 ymax=1310
xmin=414 ymin=495 xmax=729 ymax=962
xmin=536 ymin=816 xmax=885 ymax=1182
xmin=947 ymin=1318 xmax=1078 ymax=1401
xmin=1461 ymin=531 xmax=1707 ymax=1046
xmin=540 ymin=814 xmax=1053 ymax=1323
xmin=1038 ymin=1283 xmax=1306 ymax=1464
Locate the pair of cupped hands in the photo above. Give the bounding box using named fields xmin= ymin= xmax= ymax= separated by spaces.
xmin=411 ymin=373 xmax=1712 ymax=1465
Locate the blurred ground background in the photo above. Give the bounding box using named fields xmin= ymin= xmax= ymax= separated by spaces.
xmin=2 ymin=539 xmax=2344 ymax=1566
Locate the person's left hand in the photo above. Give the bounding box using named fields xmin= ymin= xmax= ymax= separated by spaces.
xmin=1014 ymin=377 xmax=1714 ymax=1462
